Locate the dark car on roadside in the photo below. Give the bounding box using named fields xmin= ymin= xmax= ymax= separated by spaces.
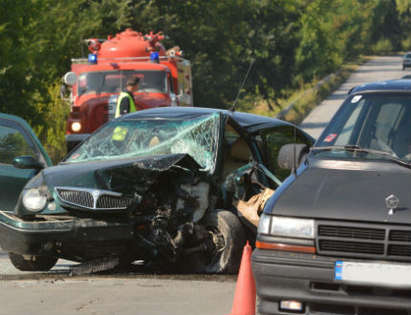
xmin=0 ymin=113 xmax=52 ymax=212
xmin=0 ymin=107 xmax=313 ymax=273
xmin=252 ymin=80 xmax=411 ymax=314
xmin=403 ymin=52 xmax=411 ymax=70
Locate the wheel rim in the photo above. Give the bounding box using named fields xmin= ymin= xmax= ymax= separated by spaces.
xmin=203 ymin=226 xmax=226 ymax=268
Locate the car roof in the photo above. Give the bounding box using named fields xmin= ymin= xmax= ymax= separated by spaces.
xmin=119 ymin=106 xmax=296 ymax=134
xmin=349 ymin=79 xmax=411 ymax=94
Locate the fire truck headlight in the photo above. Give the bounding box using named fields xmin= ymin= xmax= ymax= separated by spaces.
xmin=71 ymin=122 xmax=82 ymax=132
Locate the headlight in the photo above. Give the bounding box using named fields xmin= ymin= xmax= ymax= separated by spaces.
xmin=71 ymin=121 xmax=82 ymax=132
xmin=256 ymin=215 xmax=316 ymax=254
xmin=22 ymin=187 xmax=48 ymax=212
xmin=258 ymin=215 xmax=314 ymax=239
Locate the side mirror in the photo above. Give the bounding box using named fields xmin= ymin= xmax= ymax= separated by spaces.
xmin=13 ymin=156 xmax=44 ymax=170
xmin=170 ymin=92 xmax=178 ymax=106
xmin=278 ymin=144 xmax=309 ymax=171
xmin=63 ymin=72 xmax=77 ymax=86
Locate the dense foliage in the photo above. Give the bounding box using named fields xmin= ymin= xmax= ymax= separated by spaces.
xmin=1 ymin=0 xmax=411 ymax=161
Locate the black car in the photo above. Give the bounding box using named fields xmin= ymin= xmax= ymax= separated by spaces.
xmin=403 ymin=52 xmax=411 ymax=70
xmin=0 ymin=107 xmax=313 ymax=273
xmin=252 ymin=80 xmax=411 ymax=314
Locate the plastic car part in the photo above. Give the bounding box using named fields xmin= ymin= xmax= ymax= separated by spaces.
xmin=70 ymin=256 xmax=120 ymax=276
xmin=175 ymin=181 xmax=210 ymax=222
xmin=235 ymin=188 xmax=275 ymax=227
xmin=8 ymin=252 xmax=58 ymax=271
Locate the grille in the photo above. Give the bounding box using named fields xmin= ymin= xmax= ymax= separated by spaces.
xmin=390 ymin=230 xmax=411 ymax=242
xmin=96 ymin=195 xmax=131 ymax=209
xmin=319 ymin=240 xmax=384 ymax=255
xmin=317 ymin=223 xmax=411 ymax=261
xmin=388 ymin=245 xmax=411 ymax=257
xmin=57 ymin=189 xmax=94 ymax=208
xmin=56 ymin=187 xmax=131 ymax=210
xmin=318 ymin=225 xmax=385 ymax=240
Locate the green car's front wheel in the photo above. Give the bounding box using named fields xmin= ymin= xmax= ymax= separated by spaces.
xmin=179 ymin=210 xmax=246 ymax=274
xmin=8 ymin=252 xmax=58 ymax=271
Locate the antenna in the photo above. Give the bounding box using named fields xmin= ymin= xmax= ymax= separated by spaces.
xmin=230 ymin=58 xmax=255 ymax=111
xmin=293 ymin=126 xmax=297 ymax=175
xmin=80 ymin=36 xmax=85 ymax=58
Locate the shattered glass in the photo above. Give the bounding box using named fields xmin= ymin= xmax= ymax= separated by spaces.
xmin=65 ymin=113 xmax=220 ymax=173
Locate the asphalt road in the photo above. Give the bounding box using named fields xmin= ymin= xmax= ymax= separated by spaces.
xmin=0 ymin=251 xmax=238 ymax=315
xmin=301 ymin=55 xmax=406 ymax=139
xmin=0 ymin=55 xmax=406 ymax=315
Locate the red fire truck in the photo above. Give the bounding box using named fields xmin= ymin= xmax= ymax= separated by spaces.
xmin=62 ymin=28 xmax=193 ymax=150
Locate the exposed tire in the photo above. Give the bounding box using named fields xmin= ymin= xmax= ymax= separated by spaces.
xmin=183 ymin=210 xmax=246 ymax=274
xmin=8 ymin=252 xmax=58 ymax=271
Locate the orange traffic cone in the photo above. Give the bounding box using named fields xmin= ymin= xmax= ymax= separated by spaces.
xmin=227 ymin=241 xmax=256 ymax=315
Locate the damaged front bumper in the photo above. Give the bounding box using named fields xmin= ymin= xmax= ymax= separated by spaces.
xmin=0 ymin=211 xmax=135 ymax=257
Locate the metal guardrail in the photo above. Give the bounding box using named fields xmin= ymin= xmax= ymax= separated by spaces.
xmin=276 ymin=71 xmax=341 ymax=120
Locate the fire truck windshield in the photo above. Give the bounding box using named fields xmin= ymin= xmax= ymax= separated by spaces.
xmin=77 ymin=70 xmax=167 ymax=96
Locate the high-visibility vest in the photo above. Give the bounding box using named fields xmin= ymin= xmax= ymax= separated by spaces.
xmin=115 ymin=92 xmax=137 ymax=118
xmin=112 ymin=126 xmax=128 ymax=142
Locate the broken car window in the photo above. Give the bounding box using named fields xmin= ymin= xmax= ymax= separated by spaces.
xmin=260 ymin=126 xmax=310 ymax=181
xmin=65 ymin=113 xmax=220 ymax=173
xmin=0 ymin=126 xmax=36 ymax=164
xmin=222 ymin=124 xmax=252 ymax=178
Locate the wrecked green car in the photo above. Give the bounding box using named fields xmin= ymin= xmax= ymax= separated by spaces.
xmin=0 ymin=107 xmax=313 ymax=273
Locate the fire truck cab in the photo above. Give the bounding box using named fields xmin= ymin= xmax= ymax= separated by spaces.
xmin=62 ymin=29 xmax=193 ymax=151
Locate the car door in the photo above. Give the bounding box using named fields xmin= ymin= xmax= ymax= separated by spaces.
xmin=0 ymin=114 xmax=51 ymax=212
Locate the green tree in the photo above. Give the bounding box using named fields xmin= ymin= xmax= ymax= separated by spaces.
xmin=1 ymin=0 xmax=409 ymax=163
xmin=369 ymin=0 xmax=402 ymax=51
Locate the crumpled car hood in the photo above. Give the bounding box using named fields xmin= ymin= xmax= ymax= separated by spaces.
xmin=43 ymin=153 xmax=203 ymax=193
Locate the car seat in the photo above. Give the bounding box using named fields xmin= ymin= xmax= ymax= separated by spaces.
xmin=391 ymin=115 xmax=411 ymax=158
xmin=223 ymin=137 xmax=251 ymax=177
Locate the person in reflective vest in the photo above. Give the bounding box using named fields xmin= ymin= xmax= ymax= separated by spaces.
xmin=115 ymin=77 xmax=140 ymax=118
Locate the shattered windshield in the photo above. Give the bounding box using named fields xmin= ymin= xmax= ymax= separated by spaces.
xmin=65 ymin=113 xmax=220 ymax=172
xmin=314 ymin=93 xmax=411 ymax=163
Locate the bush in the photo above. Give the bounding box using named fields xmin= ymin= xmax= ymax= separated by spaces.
xmin=32 ymin=82 xmax=69 ymax=164
xmin=371 ymin=38 xmax=394 ymax=54
xmin=402 ymin=37 xmax=411 ymax=51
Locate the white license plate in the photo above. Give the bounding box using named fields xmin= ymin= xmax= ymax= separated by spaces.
xmin=335 ymin=261 xmax=411 ymax=288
